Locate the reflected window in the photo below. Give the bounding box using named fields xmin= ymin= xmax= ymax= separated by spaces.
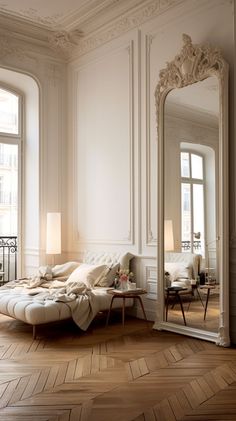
xmin=181 ymin=151 xmax=205 ymax=255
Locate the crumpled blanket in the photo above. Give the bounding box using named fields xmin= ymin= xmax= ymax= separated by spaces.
xmin=45 ymin=281 xmax=99 ymax=331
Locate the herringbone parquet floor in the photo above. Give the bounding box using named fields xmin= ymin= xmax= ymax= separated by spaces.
xmin=0 ymin=312 xmax=236 ymax=421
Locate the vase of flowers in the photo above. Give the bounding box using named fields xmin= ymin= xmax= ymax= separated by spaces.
xmin=116 ymin=269 xmax=134 ymax=291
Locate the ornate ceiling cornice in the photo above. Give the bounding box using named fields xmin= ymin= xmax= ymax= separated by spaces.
xmin=0 ymin=0 xmax=185 ymax=61
xmin=72 ymin=0 xmax=185 ymax=58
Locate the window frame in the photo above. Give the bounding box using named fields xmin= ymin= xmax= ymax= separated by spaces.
xmin=0 ymin=84 xmax=22 ymax=138
xmin=0 ymin=83 xmax=23 ymax=278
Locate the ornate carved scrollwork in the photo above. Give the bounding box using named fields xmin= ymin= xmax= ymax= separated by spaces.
xmin=48 ymin=29 xmax=83 ymax=57
xmin=155 ymin=33 xmax=226 ymax=120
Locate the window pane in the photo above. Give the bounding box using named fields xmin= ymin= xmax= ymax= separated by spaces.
xmin=193 ymin=184 xmax=205 ymax=256
xmin=181 ymin=183 xmax=191 ymax=252
xmin=181 ymin=152 xmax=190 ymax=177
xmin=191 ymin=154 xmax=203 ymax=179
xmin=0 ymin=88 xmax=19 ymax=134
xmin=0 ymin=143 xmax=18 ymax=235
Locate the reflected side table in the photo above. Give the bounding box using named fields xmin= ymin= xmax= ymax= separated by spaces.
xmin=200 ymin=284 xmax=216 ymax=320
xmin=165 ymin=286 xmax=187 ymax=326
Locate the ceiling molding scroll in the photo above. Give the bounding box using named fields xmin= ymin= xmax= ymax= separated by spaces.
xmin=48 ymin=29 xmax=83 ymax=58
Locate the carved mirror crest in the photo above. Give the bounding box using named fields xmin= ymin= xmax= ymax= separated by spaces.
xmin=154 ymin=34 xmax=229 ymax=346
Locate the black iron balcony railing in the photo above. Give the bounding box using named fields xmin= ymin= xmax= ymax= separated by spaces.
xmin=0 ymin=236 xmax=17 ymax=283
xmin=181 ymin=240 xmax=202 ymax=251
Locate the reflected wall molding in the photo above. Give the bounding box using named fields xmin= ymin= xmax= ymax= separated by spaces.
xmin=145 ymin=33 xmax=157 ymax=246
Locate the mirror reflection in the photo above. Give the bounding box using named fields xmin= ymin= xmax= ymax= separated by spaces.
xmin=164 ymin=76 xmax=219 ymax=333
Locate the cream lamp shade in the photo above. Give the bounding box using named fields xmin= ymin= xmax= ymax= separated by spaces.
xmin=46 ymin=212 xmax=61 ymax=255
xmin=164 ymin=220 xmax=174 ymax=251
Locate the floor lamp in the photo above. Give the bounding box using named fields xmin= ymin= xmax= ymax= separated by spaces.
xmin=46 ymin=212 xmax=61 ymax=266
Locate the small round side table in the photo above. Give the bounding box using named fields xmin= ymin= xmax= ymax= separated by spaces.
xmin=106 ymin=289 xmax=148 ymax=327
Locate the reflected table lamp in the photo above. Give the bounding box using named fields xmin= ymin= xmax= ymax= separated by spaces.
xmin=46 ymin=212 xmax=61 ymax=266
xmin=164 ymin=220 xmax=174 ymax=287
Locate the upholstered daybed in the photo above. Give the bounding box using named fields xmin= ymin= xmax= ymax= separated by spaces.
xmin=0 ymin=251 xmax=134 ymax=338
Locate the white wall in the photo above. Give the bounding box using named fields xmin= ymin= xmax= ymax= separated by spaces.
xmin=68 ymin=0 xmax=235 ymax=328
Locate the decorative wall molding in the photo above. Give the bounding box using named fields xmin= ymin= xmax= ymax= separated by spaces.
xmin=43 ymin=62 xmax=65 ymax=87
xmin=145 ymin=264 xmax=157 ymax=300
xmin=145 ymin=34 xmax=157 ymax=246
xmin=72 ymin=42 xmax=135 ymax=246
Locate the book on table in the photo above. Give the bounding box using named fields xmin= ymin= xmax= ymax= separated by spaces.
xmin=112 ymin=288 xmax=144 ymax=294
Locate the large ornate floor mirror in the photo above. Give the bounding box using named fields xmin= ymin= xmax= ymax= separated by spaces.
xmin=153 ymin=34 xmax=230 ymax=346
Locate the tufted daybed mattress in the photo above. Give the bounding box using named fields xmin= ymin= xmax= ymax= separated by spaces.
xmin=0 ymin=251 xmax=134 ymax=338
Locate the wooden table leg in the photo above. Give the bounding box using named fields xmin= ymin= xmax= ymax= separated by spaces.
xmin=136 ymin=296 xmax=149 ymax=327
xmin=106 ymin=295 xmax=115 ymax=326
xmin=177 ymin=293 xmax=187 ymax=326
xmin=122 ymin=297 xmax=125 ymax=326
xmin=196 ymin=288 xmax=204 ymax=307
xmin=204 ymin=288 xmax=211 ymax=320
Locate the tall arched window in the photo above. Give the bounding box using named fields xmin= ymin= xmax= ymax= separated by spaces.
xmin=0 ymin=85 xmax=22 ymax=280
xmin=180 ymin=151 xmax=205 ymax=256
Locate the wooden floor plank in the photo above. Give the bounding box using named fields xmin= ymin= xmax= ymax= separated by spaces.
xmin=0 ymin=315 xmax=236 ymax=420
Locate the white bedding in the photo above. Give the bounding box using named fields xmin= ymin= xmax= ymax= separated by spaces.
xmin=0 ymin=253 xmax=134 ymax=332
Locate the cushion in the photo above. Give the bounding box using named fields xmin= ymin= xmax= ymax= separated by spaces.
xmin=165 ymin=252 xmax=201 ymax=279
xmin=94 ymin=263 xmax=120 ymax=287
xmin=119 ymin=253 xmax=134 ymax=271
xmin=52 ymin=262 xmax=80 ymax=278
xmin=172 ymin=279 xmax=192 ymax=289
xmin=165 ymin=262 xmax=191 ymax=282
xmin=65 ymin=263 xmax=108 ymax=287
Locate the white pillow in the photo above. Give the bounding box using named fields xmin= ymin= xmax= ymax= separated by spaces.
xmin=165 ymin=262 xmax=191 ymax=282
xmin=52 ymin=262 xmax=80 ymax=278
xmin=119 ymin=253 xmax=134 ymax=271
xmin=95 ymin=263 xmax=120 ymax=287
xmin=65 ymin=263 xmax=108 ymax=287
xmin=172 ymin=279 xmax=192 ymax=289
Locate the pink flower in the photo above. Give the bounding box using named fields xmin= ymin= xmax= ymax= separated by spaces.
xmin=120 ymin=274 xmax=128 ymax=282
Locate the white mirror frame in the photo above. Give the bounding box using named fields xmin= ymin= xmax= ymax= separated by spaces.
xmin=153 ymin=34 xmax=230 ymax=346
